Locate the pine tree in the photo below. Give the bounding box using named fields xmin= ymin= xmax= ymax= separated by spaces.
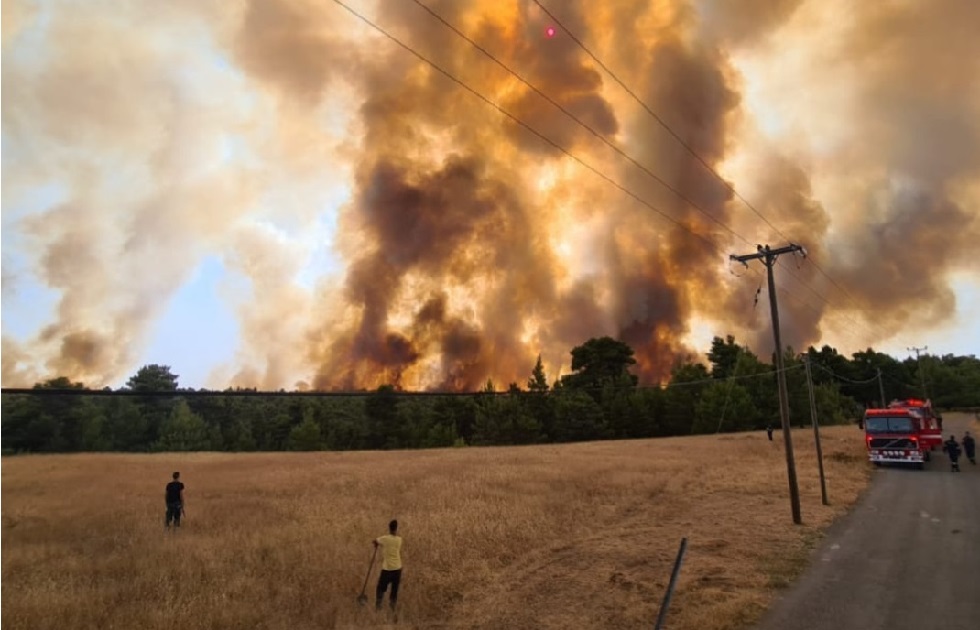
xmin=527 ymin=355 xmax=549 ymax=393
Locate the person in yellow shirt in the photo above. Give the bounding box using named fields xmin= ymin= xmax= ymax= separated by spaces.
xmin=373 ymin=519 xmax=403 ymax=611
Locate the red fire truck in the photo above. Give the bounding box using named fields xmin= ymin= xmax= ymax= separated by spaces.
xmin=864 ymin=403 xmax=933 ymax=469
xmin=888 ymin=398 xmax=943 ymax=450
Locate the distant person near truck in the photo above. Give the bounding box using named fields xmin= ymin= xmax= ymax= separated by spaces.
xmin=962 ymin=432 xmax=976 ymax=465
xmin=943 ymin=436 xmax=962 ymax=473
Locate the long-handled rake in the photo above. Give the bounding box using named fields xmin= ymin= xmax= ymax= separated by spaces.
xmin=357 ymin=546 xmax=378 ymax=606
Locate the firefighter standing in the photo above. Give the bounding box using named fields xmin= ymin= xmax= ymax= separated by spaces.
xmin=962 ymin=432 xmax=976 ymax=465
xmin=373 ymin=519 xmax=403 ymax=612
xmin=943 ymin=436 xmax=962 ymax=472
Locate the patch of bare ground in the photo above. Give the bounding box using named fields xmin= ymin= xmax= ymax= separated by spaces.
xmin=1 ymin=425 xmax=870 ymax=629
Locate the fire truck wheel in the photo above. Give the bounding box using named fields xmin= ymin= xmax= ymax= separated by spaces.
xmin=915 ymin=462 xmax=924 ymax=471
xmin=924 ymin=451 xmax=931 ymax=462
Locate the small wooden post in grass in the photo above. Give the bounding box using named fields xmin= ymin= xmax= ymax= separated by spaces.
xmin=654 ymin=537 xmax=688 ymax=630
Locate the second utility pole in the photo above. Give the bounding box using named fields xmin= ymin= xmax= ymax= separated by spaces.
xmin=731 ymin=244 xmax=803 ymax=525
xmin=804 ymin=355 xmax=829 ymax=506
xmin=877 ymin=368 xmax=886 ymax=407
xmin=908 ymin=345 xmax=929 ymax=399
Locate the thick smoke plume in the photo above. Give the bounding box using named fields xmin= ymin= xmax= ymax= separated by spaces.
xmin=3 ymin=0 xmax=979 ymax=389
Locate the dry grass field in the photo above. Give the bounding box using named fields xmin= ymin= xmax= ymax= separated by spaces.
xmin=2 ymin=425 xmax=870 ymax=629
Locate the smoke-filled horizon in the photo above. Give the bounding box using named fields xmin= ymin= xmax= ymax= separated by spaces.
xmin=3 ymin=0 xmax=979 ymax=391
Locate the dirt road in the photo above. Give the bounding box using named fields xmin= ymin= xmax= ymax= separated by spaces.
xmin=755 ymin=413 xmax=979 ymax=630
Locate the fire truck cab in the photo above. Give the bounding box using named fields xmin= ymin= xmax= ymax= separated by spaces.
xmin=887 ymin=398 xmax=943 ymax=451
xmin=864 ymin=406 xmax=929 ymax=469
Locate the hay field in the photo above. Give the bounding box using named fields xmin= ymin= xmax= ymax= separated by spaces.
xmin=2 ymin=425 xmax=870 ymax=629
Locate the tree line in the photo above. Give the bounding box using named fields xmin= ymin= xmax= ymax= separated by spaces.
xmin=3 ymin=335 xmax=979 ymax=453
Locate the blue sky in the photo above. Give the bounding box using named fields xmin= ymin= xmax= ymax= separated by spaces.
xmin=134 ymin=256 xmax=239 ymax=389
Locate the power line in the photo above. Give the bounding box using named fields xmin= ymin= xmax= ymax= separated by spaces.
xmin=410 ymin=0 xmax=882 ymax=347
xmin=531 ymin=0 xmax=874 ymax=327
xmin=327 ymin=0 xmax=743 ymax=263
xmin=808 ymin=361 xmax=879 ymax=385
xmin=771 ymin=286 xmax=882 ymax=349
xmin=530 ymin=0 xmax=786 ymax=239
xmin=335 ymin=1 xmax=883 ymax=358
xmin=411 ymin=0 xmax=863 ymax=335
xmin=790 ymin=258 xmax=866 ymax=314
xmin=663 ymin=362 xmax=804 ymax=389
xmin=339 ymin=1 xmax=879 ymax=358
xmin=407 ymin=0 xmax=871 ymax=344
xmin=407 ymin=0 xmax=756 ymax=249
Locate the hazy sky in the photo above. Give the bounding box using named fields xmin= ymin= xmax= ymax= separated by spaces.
xmin=3 ymin=0 xmax=979 ymax=390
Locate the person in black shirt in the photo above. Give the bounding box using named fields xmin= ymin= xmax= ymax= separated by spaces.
xmin=165 ymin=472 xmax=185 ymax=529
xmin=963 ymin=432 xmax=976 ymax=465
xmin=943 ymin=436 xmax=961 ymax=473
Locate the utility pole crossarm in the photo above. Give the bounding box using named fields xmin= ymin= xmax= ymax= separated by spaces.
xmin=730 ymin=243 xmax=805 ymax=266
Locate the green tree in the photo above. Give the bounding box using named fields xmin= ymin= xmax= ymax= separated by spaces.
xmin=693 ymin=381 xmax=757 ymax=434
xmin=36 ymin=376 xmax=86 ymax=390
xmin=226 ymin=417 xmax=258 ymax=451
xmin=805 ymin=345 xmax=851 ymax=387
xmin=730 ymin=351 xmax=778 ymax=427
xmin=472 ymin=397 xmax=503 ymax=445
xmin=126 ymin=365 xmax=179 ymax=391
xmin=552 ymin=389 xmax=607 ymax=442
xmin=662 ymin=363 xmax=710 ymax=435
xmin=365 ymin=385 xmax=400 ymax=449
xmin=102 ymin=397 xmax=148 ymax=451
xmin=125 ymin=364 xmax=180 ymax=447
xmin=631 ymin=387 xmax=666 ymax=437
xmin=602 ymin=375 xmax=646 ymax=438
xmin=2 ymin=394 xmax=53 ymax=452
xmin=30 ymin=377 xmax=90 ymax=451
xmin=848 ymin=349 xmax=912 ymax=406
xmin=432 ymin=396 xmax=477 ymax=445
xmin=77 ymin=401 xmax=111 ymax=451
xmin=288 ymin=413 xmax=322 ymax=451
xmin=527 ymin=355 xmax=549 ymax=392
xmin=155 ymin=399 xmax=209 ymax=451
xmin=812 ymin=382 xmax=853 ymax=426
xmin=473 ymin=394 xmax=541 ymax=446
xmin=524 ymin=356 xmax=555 ymax=438
xmin=561 ymin=337 xmax=638 ymax=392
xmin=707 ymin=335 xmax=743 ymax=379
xmin=321 ymin=397 xmax=369 ymax=450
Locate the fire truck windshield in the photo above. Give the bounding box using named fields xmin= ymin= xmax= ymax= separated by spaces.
xmin=865 ymin=416 xmax=915 ymax=433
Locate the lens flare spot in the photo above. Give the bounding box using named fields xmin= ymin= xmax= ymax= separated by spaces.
xmin=546 ymin=26 xmax=556 ymax=38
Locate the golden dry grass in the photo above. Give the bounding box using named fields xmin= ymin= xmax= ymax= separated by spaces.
xmin=2 ymin=425 xmax=871 ymax=629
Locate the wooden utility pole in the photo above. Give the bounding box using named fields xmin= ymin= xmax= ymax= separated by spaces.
xmin=804 ymin=356 xmax=829 ymax=505
xmin=907 ymin=345 xmax=929 ymax=399
xmin=730 ymin=243 xmax=803 ymax=525
xmin=877 ymin=368 xmax=886 ymax=407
